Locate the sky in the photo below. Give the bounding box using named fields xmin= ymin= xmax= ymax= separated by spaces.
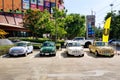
xmin=64 ymin=0 xmax=120 ymax=27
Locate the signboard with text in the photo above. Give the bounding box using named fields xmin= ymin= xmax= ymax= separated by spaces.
xmin=23 ymin=0 xmax=30 ymax=9
xmin=31 ymin=0 xmax=37 ymax=9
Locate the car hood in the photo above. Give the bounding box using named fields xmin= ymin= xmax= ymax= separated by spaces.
xmin=41 ymin=47 xmax=54 ymax=51
xmin=67 ymin=47 xmax=83 ymax=50
xmin=10 ymin=46 xmax=25 ymax=50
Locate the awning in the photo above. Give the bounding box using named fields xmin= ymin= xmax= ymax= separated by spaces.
xmin=0 ymin=23 xmax=30 ymax=32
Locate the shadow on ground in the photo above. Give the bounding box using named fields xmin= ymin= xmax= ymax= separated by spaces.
xmin=34 ymin=53 xmax=55 ymax=58
xmin=61 ymin=51 xmax=84 ymax=58
xmin=86 ymin=51 xmax=114 ymax=58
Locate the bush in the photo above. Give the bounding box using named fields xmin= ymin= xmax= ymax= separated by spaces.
xmin=0 ymin=45 xmax=13 ymax=56
xmin=56 ymin=40 xmax=65 ymax=48
xmin=32 ymin=43 xmax=41 ymax=49
xmin=21 ymin=38 xmax=51 ymax=43
xmin=56 ymin=43 xmax=61 ymax=49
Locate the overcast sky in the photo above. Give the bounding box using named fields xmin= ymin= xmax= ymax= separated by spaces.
xmin=64 ymin=0 xmax=120 ymax=27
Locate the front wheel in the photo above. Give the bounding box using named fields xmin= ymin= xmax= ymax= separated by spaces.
xmin=24 ymin=52 xmax=28 ymax=57
xmin=110 ymin=54 xmax=114 ymax=57
xmin=52 ymin=52 xmax=56 ymax=56
xmin=80 ymin=54 xmax=84 ymax=57
xmin=95 ymin=51 xmax=99 ymax=56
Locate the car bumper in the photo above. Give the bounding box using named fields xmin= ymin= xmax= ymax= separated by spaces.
xmin=68 ymin=51 xmax=84 ymax=56
xmin=9 ymin=53 xmax=25 ymax=56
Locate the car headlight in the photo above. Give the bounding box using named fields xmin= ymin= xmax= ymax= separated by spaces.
xmin=68 ymin=49 xmax=72 ymax=53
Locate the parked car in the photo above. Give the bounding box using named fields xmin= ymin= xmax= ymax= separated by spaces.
xmin=66 ymin=41 xmax=84 ymax=57
xmin=109 ymin=39 xmax=120 ymax=47
xmin=40 ymin=41 xmax=56 ymax=56
xmin=65 ymin=37 xmax=94 ymax=48
xmin=9 ymin=41 xmax=33 ymax=56
xmin=89 ymin=41 xmax=115 ymax=57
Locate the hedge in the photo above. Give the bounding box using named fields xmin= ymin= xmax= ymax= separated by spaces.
xmin=0 ymin=45 xmax=13 ymax=56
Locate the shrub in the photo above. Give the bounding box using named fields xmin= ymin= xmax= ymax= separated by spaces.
xmin=56 ymin=43 xmax=61 ymax=49
xmin=0 ymin=45 xmax=13 ymax=56
xmin=32 ymin=43 xmax=41 ymax=49
xmin=20 ymin=38 xmax=51 ymax=43
xmin=56 ymin=40 xmax=65 ymax=48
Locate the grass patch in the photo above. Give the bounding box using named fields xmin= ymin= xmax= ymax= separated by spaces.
xmin=0 ymin=45 xmax=13 ymax=56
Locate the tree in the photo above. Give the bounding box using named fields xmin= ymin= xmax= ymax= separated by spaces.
xmin=93 ymin=27 xmax=103 ymax=40
xmin=23 ymin=9 xmax=51 ymax=39
xmin=51 ymin=8 xmax=67 ymax=39
xmin=104 ymin=11 xmax=120 ymax=39
xmin=64 ymin=14 xmax=85 ymax=39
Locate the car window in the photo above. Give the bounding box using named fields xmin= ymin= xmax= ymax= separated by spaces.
xmin=73 ymin=38 xmax=84 ymax=40
xmin=67 ymin=42 xmax=80 ymax=47
xmin=27 ymin=43 xmax=31 ymax=46
xmin=95 ymin=42 xmax=105 ymax=46
xmin=16 ymin=43 xmax=27 ymax=46
xmin=43 ymin=43 xmax=54 ymax=47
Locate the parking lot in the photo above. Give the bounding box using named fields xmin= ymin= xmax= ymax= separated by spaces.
xmin=0 ymin=48 xmax=120 ymax=80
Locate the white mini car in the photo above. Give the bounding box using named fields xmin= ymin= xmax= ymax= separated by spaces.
xmin=9 ymin=41 xmax=33 ymax=56
xmin=66 ymin=41 xmax=85 ymax=57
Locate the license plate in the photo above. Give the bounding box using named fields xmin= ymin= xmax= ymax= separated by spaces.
xmin=13 ymin=53 xmax=18 ymax=56
xmin=45 ymin=53 xmax=49 ymax=55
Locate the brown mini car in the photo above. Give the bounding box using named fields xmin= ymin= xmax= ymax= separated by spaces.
xmin=89 ymin=41 xmax=115 ymax=57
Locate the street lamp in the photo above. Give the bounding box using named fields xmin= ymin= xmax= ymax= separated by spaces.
xmin=110 ymin=4 xmax=113 ymax=13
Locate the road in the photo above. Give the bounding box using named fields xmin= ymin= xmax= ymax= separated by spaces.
xmin=0 ymin=49 xmax=120 ymax=80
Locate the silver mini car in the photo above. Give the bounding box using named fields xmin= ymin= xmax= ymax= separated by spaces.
xmin=9 ymin=41 xmax=33 ymax=56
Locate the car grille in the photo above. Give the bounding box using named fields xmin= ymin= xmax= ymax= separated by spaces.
xmin=72 ymin=50 xmax=80 ymax=53
xmin=11 ymin=50 xmax=23 ymax=53
xmin=102 ymin=50 xmax=113 ymax=54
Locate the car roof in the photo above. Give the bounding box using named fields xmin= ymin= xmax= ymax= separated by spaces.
xmin=16 ymin=41 xmax=30 ymax=44
xmin=44 ymin=41 xmax=55 ymax=44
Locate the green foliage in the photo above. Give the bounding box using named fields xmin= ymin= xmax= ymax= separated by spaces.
xmin=93 ymin=27 xmax=103 ymax=39
xmin=0 ymin=45 xmax=13 ymax=56
xmin=32 ymin=43 xmax=41 ymax=49
xmin=21 ymin=38 xmax=50 ymax=43
xmin=51 ymin=8 xmax=67 ymax=39
xmin=105 ymin=12 xmax=120 ymax=39
xmin=23 ymin=9 xmax=51 ymax=38
xmin=65 ymin=14 xmax=85 ymax=39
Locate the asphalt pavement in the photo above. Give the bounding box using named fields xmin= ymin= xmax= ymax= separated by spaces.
xmin=0 ymin=48 xmax=120 ymax=80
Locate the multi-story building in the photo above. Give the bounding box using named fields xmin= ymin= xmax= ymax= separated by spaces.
xmin=0 ymin=0 xmax=64 ymax=37
xmin=86 ymin=15 xmax=95 ymax=39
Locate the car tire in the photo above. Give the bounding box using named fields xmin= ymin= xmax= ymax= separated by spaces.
xmin=52 ymin=52 xmax=56 ymax=56
xmin=89 ymin=49 xmax=92 ymax=53
xmin=67 ymin=53 xmax=71 ymax=57
xmin=110 ymin=55 xmax=114 ymax=57
xmin=53 ymin=53 xmax=56 ymax=56
xmin=80 ymin=54 xmax=84 ymax=57
xmin=95 ymin=51 xmax=99 ymax=56
xmin=25 ymin=53 xmax=27 ymax=57
xmin=40 ymin=54 xmax=43 ymax=57
xmin=31 ymin=51 xmax=33 ymax=53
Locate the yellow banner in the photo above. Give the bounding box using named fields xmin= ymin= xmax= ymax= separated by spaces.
xmin=102 ymin=17 xmax=111 ymax=42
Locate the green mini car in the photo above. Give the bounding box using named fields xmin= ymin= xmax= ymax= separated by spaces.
xmin=40 ymin=41 xmax=56 ymax=56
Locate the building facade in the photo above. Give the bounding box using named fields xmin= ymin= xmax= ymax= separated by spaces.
xmin=0 ymin=0 xmax=64 ymax=37
xmin=86 ymin=15 xmax=95 ymax=39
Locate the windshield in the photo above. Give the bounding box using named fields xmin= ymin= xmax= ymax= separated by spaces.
xmin=73 ymin=37 xmax=84 ymax=40
xmin=95 ymin=42 xmax=105 ymax=46
xmin=67 ymin=42 xmax=80 ymax=47
xmin=43 ymin=43 xmax=53 ymax=47
xmin=16 ymin=43 xmax=27 ymax=46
